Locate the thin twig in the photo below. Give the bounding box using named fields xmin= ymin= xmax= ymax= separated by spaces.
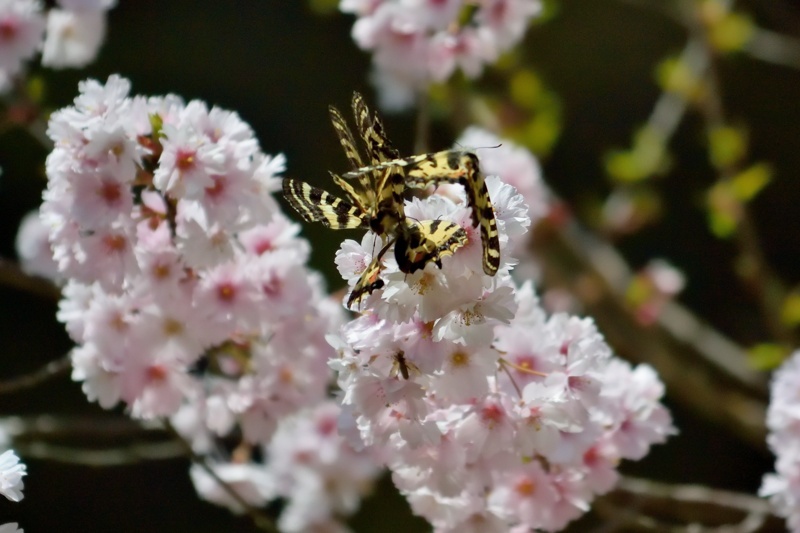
xmin=645 ymin=39 xmax=709 ymax=140
xmin=163 ymin=421 xmax=277 ymax=532
xmin=681 ymin=1 xmax=796 ymax=347
xmin=531 ymin=218 xmax=769 ymax=449
xmin=0 ymin=259 xmax=61 ymax=302
xmin=15 ymin=439 xmax=186 ymax=466
xmin=612 ymin=0 xmax=800 ymax=70
xmin=592 ymin=475 xmax=780 ymax=532
xmin=616 ymin=476 xmax=773 ymax=515
xmin=745 ymin=27 xmax=800 ymax=70
xmin=0 ymin=354 xmax=71 ymax=394
xmin=498 ymin=359 xmax=524 ymax=398
xmin=3 ymin=415 xmax=183 ymax=464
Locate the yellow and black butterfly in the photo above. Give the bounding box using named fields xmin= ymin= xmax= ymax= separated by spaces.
xmin=282 ymin=93 xmax=467 ymax=309
xmin=341 ymin=149 xmax=500 ymax=277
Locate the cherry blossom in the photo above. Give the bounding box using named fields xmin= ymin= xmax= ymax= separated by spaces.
xmin=342 ymin=0 xmax=543 ymax=110
xmin=38 ymin=75 xmax=381 ymax=527
xmin=0 ymin=449 xmax=25 ymax=503
xmin=327 ymin=133 xmax=674 ymax=530
xmin=0 ymin=0 xmax=114 ymax=90
xmin=760 ymin=350 xmax=800 ymax=531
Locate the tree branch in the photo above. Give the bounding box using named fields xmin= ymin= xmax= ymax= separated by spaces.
xmin=0 ymin=259 xmax=61 ymax=302
xmin=0 ymin=355 xmax=71 ymax=394
xmin=531 ymin=218 xmax=768 ymax=449
xmin=593 ymin=475 xmax=781 ymax=532
xmin=681 ymin=1 xmax=796 ymax=347
xmin=163 ymin=421 xmax=277 ymax=532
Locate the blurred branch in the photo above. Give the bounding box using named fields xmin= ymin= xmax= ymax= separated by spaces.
xmin=746 ymin=27 xmax=800 ymax=70
xmin=0 ymin=355 xmax=71 ymax=394
xmin=15 ymin=437 xmax=185 ymax=466
xmin=3 ymin=415 xmax=183 ymax=465
xmin=3 ymin=415 xmax=276 ymax=530
xmin=163 ymin=421 xmax=277 ymax=532
xmin=595 ymin=475 xmax=779 ymax=532
xmin=645 ymin=40 xmax=709 ymax=140
xmin=682 ymin=2 xmax=797 ymax=347
xmin=613 ymin=0 xmax=800 ymax=70
xmin=0 ymin=259 xmax=61 ymax=302
xmin=531 ymin=217 xmax=768 ymax=449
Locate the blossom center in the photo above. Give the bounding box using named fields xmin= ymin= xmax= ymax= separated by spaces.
xmin=146 ymin=364 xmax=168 ymax=383
xmin=450 ymin=350 xmax=469 ymax=367
xmin=515 ymin=477 xmax=536 ymax=497
xmin=98 ymin=180 xmax=122 ymax=205
xmin=162 ymin=318 xmax=184 ymax=337
xmin=0 ymin=19 xmax=18 ymax=41
xmin=176 ymin=149 xmax=196 ymax=171
xmin=481 ymin=403 xmax=504 ymax=424
xmin=253 ymin=239 xmax=273 ymax=255
xmin=217 ymin=283 xmax=236 ymax=302
xmin=205 ymin=175 xmax=226 ymax=199
xmin=279 ymin=367 xmax=294 ymax=384
xmin=317 ymin=417 xmax=337 ymax=436
xmin=103 ymin=233 xmax=127 ymax=253
xmin=152 ymin=262 xmax=172 ymax=280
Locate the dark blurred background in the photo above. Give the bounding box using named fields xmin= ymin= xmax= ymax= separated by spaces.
xmin=1 ymin=1 xmax=799 ymax=531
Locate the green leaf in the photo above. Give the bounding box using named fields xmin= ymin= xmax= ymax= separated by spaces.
xmin=731 ymin=163 xmax=772 ymax=201
xmin=747 ymin=343 xmax=787 ymax=371
xmin=710 ymin=12 xmax=754 ymax=53
xmin=781 ymin=292 xmax=800 ymax=327
xmin=709 ymin=125 xmax=747 ymax=169
xmin=509 ymin=70 xmax=542 ymax=111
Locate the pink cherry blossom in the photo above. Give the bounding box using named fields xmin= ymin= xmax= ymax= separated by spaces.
xmin=760 ymin=350 xmax=800 ymax=531
xmin=342 ymin=0 xmax=543 ymax=110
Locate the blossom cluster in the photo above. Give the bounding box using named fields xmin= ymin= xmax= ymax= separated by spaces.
xmin=189 ymin=401 xmax=382 ymax=532
xmin=760 ymin=350 xmax=800 ymax=532
xmin=329 ymin=135 xmax=674 ymax=530
xmin=341 ymin=0 xmax=543 ymax=109
xmin=0 ymin=449 xmax=25 ymax=503
xmin=34 ymin=74 xmax=380 ymax=529
xmin=0 ymin=0 xmax=114 ymax=91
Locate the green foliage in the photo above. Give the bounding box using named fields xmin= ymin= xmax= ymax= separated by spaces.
xmin=307 ymin=0 xmax=340 ymax=15
xmin=605 ymin=126 xmax=669 ymax=183
xmin=26 ymin=76 xmax=46 ymax=105
xmin=655 ymin=56 xmax=701 ymax=100
xmin=730 ymin=163 xmax=772 ymax=202
xmin=706 ymin=181 xmax=740 ymax=238
xmin=708 ymin=11 xmax=755 ymax=53
xmin=781 ymin=292 xmax=800 ymax=328
xmin=747 ymin=343 xmax=788 ymax=371
xmin=708 ymin=125 xmax=748 ymax=169
xmin=504 ymin=69 xmax=562 ymax=156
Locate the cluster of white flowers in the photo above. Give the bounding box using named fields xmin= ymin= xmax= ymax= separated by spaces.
xmin=328 ymin=134 xmax=674 ymax=530
xmin=0 ymin=449 xmax=25 ymax=503
xmin=341 ymin=0 xmax=543 ymax=110
xmin=188 ymin=401 xmax=382 ymax=532
xmin=760 ymin=350 xmax=800 ymax=531
xmin=29 ymin=71 xmax=675 ymax=530
xmin=0 ymin=0 xmax=114 ymax=91
xmin=0 ymin=447 xmax=25 ymax=531
xmin=34 ymin=74 xmax=381 ymax=529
